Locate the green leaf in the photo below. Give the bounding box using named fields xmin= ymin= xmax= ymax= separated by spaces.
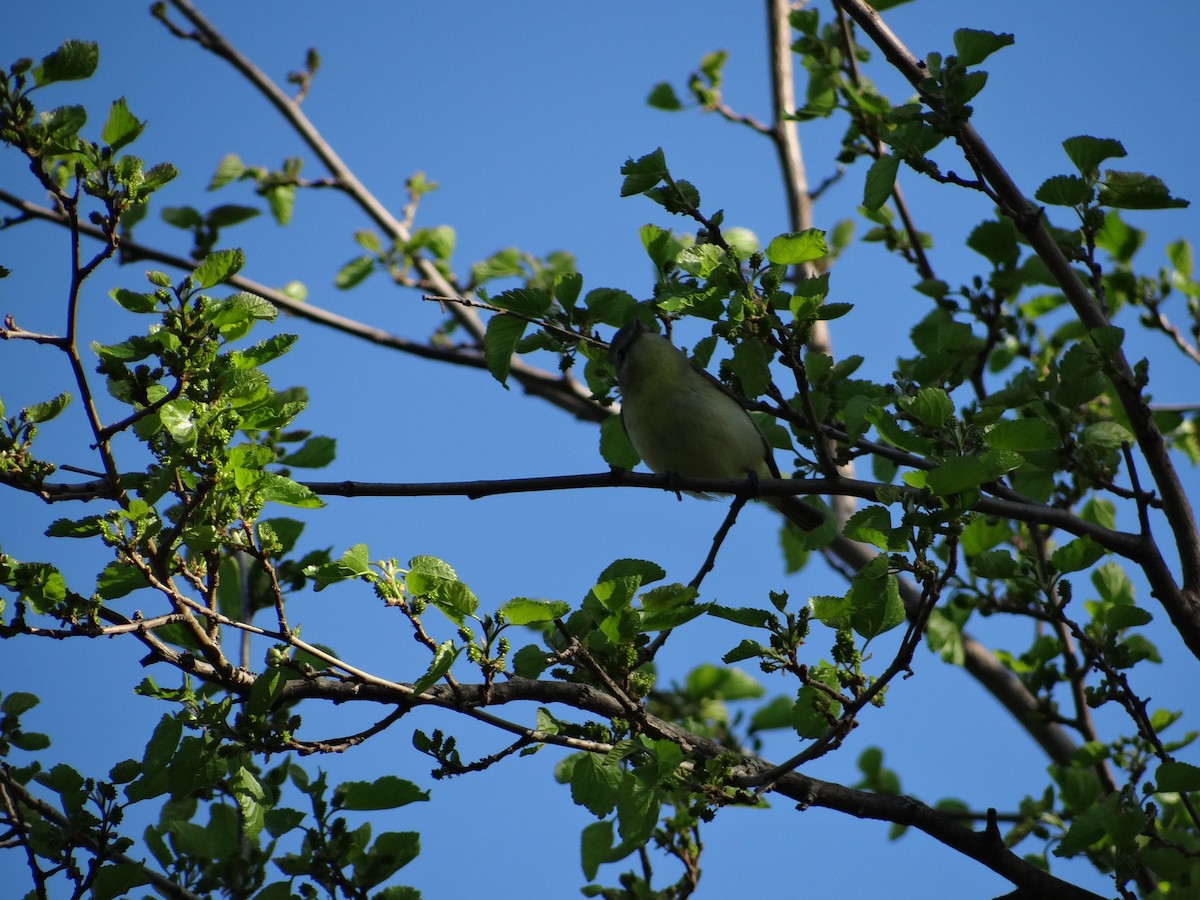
xmin=580 ymin=821 xmax=630 ymax=880
xmin=413 ymin=224 xmax=455 ymax=260
xmin=206 ymin=204 xmax=260 ymax=228
xmin=1106 ymin=605 xmax=1151 ymax=630
xmin=676 ymin=243 xmax=724 ymax=278
xmin=685 ymin=664 xmax=762 ymax=701
xmin=699 ymin=49 xmax=727 ymax=86
xmin=1 ymin=692 xmax=40 ymax=715
xmin=208 ymin=153 xmax=246 ymax=190
xmin=865 ymin=405 xmax=935 ymax=454
xmin=1167 ymin=238 xmax=1193 ymax=277
xmin=11 ymin=562 xmax=67 ymax=614
xmin=554 ymin=271 xmax=583 ymax=309
xmin=231 ymin=333 xmax=298 ymax=368
xmin=793 ymin=684 xmax=837 ymax=738
xmin=1055 ymin=342 xmax=1107 ymax=407
xmin=355 ymin=832 xmax=421 ymax=889
xmin=202 ymin=291 xmax=277 ymax=331
xmin=406 ymin=556 xmax=478 ymax=624
xmin=24 ymin=392 xmax=71 ymax=424
xmin=334 ymin=254 xmax=375 ymax=289
xmin=96 ymin=561 xmax=150 ymax=600
xmin=411 ymin=640 xmax=460 ymax=693
xmin=616 ymin=774 xmax=659 ymax=845
xmin=280 ymin=435 xmax=336 ymax=468
xmin=110 ymin=287 xmax=158 ymax=313
xmin=9 ymin=731 xmax=49 ymax=751
xmin=1050 ymin=536 xmax=1105 ymax=574
xmin=619 ymin=147 xmax=669 ymax=196
xmin=639 ymin=582 xmax=697 ymax=615
xmin=597 ymin=558 xmax=665 ymax=585
xmin=722 ymin=638 xmax=766 ymax=663
xmin=952 ymin=29 xmax=1014 ymax=67
xmin=101 ymin=97 xmax=144 ymax=152
xmin=749 ymin=695 xmax=794 ymax=732
xmin=192 ymin=248 xmax=245 ymax=289
xmin=600 ymin=413 xmax=640 ymax=470
xmin=92 ymin=863 xmax=148 ymax=900
xmin=141 ymin=162 xmax=177 ymax=195
xmin=471 ymin=247 xmax=524 ymax=283
xmin=1156 ymin=760 xmax=1200 ymax=792
xmin=863 ymin=155 xmax=899 ymax=210
xmin=36 ymin=104 xmax=87 ymax=148
xmin=499 ymin=597 xmax=570 ymax=625
xmin=967 ymin=549 xmax=1018 ymax=579
xmin=571 ymin=754 xmax=621 ymax=817
xmin=924 ymin=609 xmax=965 ymax=664
xmin=967 ymin=219 xmax=1019 ymax=267
xmin=1092 ymin=561 xmax=1134 ymax=606
xmin=141 ymin=715 xmax=183 ymax=774
xmin=159 ymin=400 xmax=197 ymax=445
xmin=1034 ymin=174 xmax=1092 ymax=207
xmin=708 ymin=605 xmax=773 ymax=628
xmin=264 ymin=808 xmax=306 ymax=840
xmin=512 ymin=644 xmax=550 ymax=678
xmin=257 ymin=472 xmax=324 ymax=509
xmin=1082 ymin=421 xmax=1133 ymax=452
xmin=984 ymin=418 xmax=1061 ymax=452
xmin=843 ymin=506 xmax=893 ymax=550
xmin=337 ymin=775 xmax=429 ymax=811
xmin=162 ymin=206 xmax=203 ymax=229
xmin=646 ymin=82 xmax=682 ymax=111
xmin=730 ymin=337 xmax=770 ymax=397
xmin=925 ymin=449 xmax=1022 ymax=496
xmin=230 ymin=765 xmax=266 ymax=839
xmin=1062 ymin=135 xmax=1126 ymax=176
xmin=850 ymin=574 xmax=905 ymax=639
xmin=1098 ymin=171 xmax=1189 ymax=210
xmin=489 ymin=287 xmax=551 ymax=316
xmin=585 ymin=288 xmax=638 ymax=326
xmin=483 ymin=314 xmax=527 ymax=386
xmin=646 ymin=178 xmax=700 ymax=214
xmin=247 ymin=666 xmax=288 ymax=717
xmin=1095 ymin=210 xmax=1143 ymax=262
xmin=897 ymin=386 xmax=953 ymax=427
xmin=266 ymin=184 xmax=295 ymax=224
xmin=33 ymin=40 xmax=99 ymax=85
xmin=305 ymin=544 xmax=372 ymax=589
xmin=765 ymin=229 xmax=827 ymax=265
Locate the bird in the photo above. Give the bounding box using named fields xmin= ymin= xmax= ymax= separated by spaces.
xmin=609 ymin=318 xmax=824 ymax=531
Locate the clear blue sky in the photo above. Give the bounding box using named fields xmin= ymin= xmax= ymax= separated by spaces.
xmin=3 ymin=2 xmax=1199 ymax=897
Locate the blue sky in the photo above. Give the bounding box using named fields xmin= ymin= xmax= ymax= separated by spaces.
xmin=3 ymin=2 xmax=1199 ymax=897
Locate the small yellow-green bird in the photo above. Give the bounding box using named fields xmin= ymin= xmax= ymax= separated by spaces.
xmin=610 ymin=319 xmax=824 ymax=531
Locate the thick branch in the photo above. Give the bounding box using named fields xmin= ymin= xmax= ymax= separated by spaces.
xmin=279 ymin=674 xmax=1102 ymax=899
xmin=7 ymin=468 xmax=1146 ymax=563
xmin=766 ymin=0 xmax=811 ymax=236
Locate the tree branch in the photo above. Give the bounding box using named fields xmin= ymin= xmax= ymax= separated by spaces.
xmin=277 ymin=673 xmax=1104 ymax=900
xmin=0 ymin=765 xmax=204 ymax=900
xmin=0 ymin=187 xmax=603 ymax=423
xmin=833 ymin=0 xmax=1200 ymax=660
